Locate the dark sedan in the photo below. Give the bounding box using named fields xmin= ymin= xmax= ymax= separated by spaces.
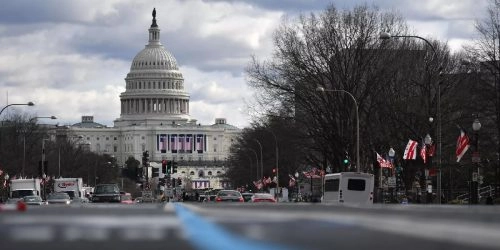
xmin=215 ymin=190 xmax=244 ymax=202
xmin=91 ymin=184 xmax=121 ymax=203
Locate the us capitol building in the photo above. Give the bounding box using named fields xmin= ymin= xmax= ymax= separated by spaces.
xmin=55 ymin=9 xmax=240 ymax=190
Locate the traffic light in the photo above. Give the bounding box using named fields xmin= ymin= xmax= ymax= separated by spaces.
xmin=272 ymin=168 xmax=276 ymax=174
xmin=142 ymin=151 xmax=149 ymax=167
xmin=343 ymin=158 xmax=349 ymax=165
xmin=172 ymin=162 xmax=178 ymax=173
xmin=167 ymin=160 xmax=172 ymax=175
xmin=162 ymin=160 xmax=167 ymax=173
xmin=152 ymin=167 xmax=159 ymax=177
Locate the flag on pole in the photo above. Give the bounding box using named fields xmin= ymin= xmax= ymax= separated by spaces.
xmin=456 ymin=128 xmax=470 ymax=162
xmin=420 ymin=143 xmax=427 ymax=164
xmin=403 ymin=140 xmax=418 ymax=160
xmin=376 ymin=152 xmax=392 ymax=168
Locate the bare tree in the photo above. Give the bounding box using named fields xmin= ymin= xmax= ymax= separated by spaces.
xmin=464 ymin=0 xmax=500 ymax=197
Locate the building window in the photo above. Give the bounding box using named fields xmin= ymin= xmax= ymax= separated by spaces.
xmin=141 ymin=144 xmax=145 ymax=152
xmin=213 ymin=146 xmax=217 ymax=152
xmin=190 ymin=171 xmax=194 ymax=175
xmin=114 ymin=137 xmax=117 ymax=140
xmin=208 ymin=171 xmax=212 ymax=176
xmin=214 ymin=137 xmax=217 ymax=140
xmin=114 ymin=145 xmax=117 ymax=152
xmin=96 ymin=137 xmax=100 ymax=141
xmin=216 ymin=171 xmax=221 ymax=175
xmin=106 ymin=137 xmax=109 ymax=141
xmin=142 ymin=136 xmax=145 ymax=140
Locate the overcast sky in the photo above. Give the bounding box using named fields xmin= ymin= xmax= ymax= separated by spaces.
xmin=0 ymin=0 xmax=489 ymax=128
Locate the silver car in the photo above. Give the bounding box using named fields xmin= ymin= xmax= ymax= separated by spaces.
xmin=47 ymin=192 xmax=71 ymax=205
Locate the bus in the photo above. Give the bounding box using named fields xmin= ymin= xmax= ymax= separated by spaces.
xmin=323 ymin=172 xmax=374 ymax=205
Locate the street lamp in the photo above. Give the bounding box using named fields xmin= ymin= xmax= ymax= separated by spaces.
xmin=253 ymin=139 xmax=264 ymax=180
xmin=295 ymin=171 xmax=300 ymax=202
xmin=316 ymin=86 xmax=360 ymax=172
xmin=379 ymin=31 xmax=443 ymax=204
xmin=0 ymin=102 xmax=35 ymax=116
xmin=264 ymin=129 xmax=279 ymax=199
xmin=247 ymin=148 xmax=260 ymax=181
xmin=22 ymin=116 xmax=57 ymax=177
xmin=471 ymin=118 xmax=481 ymax=205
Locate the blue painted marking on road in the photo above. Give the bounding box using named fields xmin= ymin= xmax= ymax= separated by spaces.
xmin=174 ymin=204 xmax=293 ymax=250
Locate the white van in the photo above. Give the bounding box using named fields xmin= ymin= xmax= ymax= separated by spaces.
xmin=323 ymin=172 xmax=374 ymax=205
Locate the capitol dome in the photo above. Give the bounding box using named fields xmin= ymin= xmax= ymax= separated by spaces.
xmin=130 ymin=46 xmax=179 ymax=71
xmin=115 ymin=8 xmax=190 ymax=127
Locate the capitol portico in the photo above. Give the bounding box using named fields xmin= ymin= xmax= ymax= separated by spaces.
xmin=56 ymin=9 xmax=240 ymax=190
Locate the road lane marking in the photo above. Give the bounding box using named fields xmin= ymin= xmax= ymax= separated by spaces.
xmin=187 ymin=206 xmax=500 ymax=249
xmin=173 ymin=203 xmax=293 ymax=250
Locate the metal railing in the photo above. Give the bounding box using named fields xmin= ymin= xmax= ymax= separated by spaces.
xmin=456 ymin=185 xmax=495 ymax=203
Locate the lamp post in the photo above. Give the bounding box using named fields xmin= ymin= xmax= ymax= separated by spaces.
xmin=379 ymin=32 xmax=443 ymax=204
xmin=295 ymin=171 xmax=300 ymax=202
xmin=264 ymin=130 xmax=279 ymax=200
xmin=424 ymin=133 xmax=433 ymax=204
xmin=471 ymin=118 xmax=481 ymax=205
xmin=247 ymin=148 xmax=260 ymax=181
xmin=316 ymin=86 xmax=360 ymax=172
xmin=388 ymin=147 xmax=396 ymax=202
xmin=253 ymin=139 xmax=264 ymax=180
xmin=0 ymin=102 xmax=35 ymax=117
xmin=22 ymin=116 xmax=57 ymax=177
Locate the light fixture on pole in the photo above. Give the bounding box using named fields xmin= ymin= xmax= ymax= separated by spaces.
xmin=295 ymin=171 xmax=300 ymax=201
xmin=471 ymin=118 xmax=481 ymax=205
xmin=379 ymin=32 xmax=443 ymax=204
xmin=316 ymin=86 xmax=360 ymax=172
xmin=253 ymin=139 xmax=264 ymax=180
xmin=0 ymin=102 xmax=35 ymax=117
xmin=265 ymin=130 xmax=279 ymax=199
xmin=22 ymin=116 xmax=57 ymax=177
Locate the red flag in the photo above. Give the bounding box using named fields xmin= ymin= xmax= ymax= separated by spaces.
xmin=456 ymin=129 xmax=470 ymax=162
xmin=420 ymin=144 xmax=427 ymax=164
xmin=403 ymin=140 xmax=418 ymax=160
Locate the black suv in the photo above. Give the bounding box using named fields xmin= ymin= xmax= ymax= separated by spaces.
xmin=91 ymin=184 xmax=121 ymax=203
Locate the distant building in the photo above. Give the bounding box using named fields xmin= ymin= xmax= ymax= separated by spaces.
xmin=55 ymin=9 xmax=240 ymax=190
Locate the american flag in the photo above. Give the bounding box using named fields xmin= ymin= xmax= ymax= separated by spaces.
xmin=456 ymin=128 xmax=470 ymax=162
xmin=185 ymin=136 xmax=192 ymax=151
xmin=420 ymin=143 xmax=427 ymax=164
xmin=159 ymin=135 xmax=167 ymax=153
xmin=196 ymin=135 xmax=204 ymax=151
xmin=171 ymin=135 xmax=177 ymax=150
xmin=403 ymin=140 xmax=418 ymax=160
xmin=376 ymin=152 xmax=393 ymax=168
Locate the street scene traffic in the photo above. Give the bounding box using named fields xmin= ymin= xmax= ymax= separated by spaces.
xmin=2 ymin=1 xmax=500 ymax=249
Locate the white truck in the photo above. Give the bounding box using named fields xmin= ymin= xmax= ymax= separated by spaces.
xmin=53 ymin=178 xmax=85 ymax=200
xmin=9 ymin=179 xmax=42 ymax=198
xmin=323 ymin=172 xmax=375 ymax=205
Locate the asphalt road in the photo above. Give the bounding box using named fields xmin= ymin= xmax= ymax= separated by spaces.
xmin=1 ymin=202 xmax=499 ymax=250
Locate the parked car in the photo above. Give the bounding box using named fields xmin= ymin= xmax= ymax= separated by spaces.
xmin=251 ymin=193 xmax=277 ymax=203
xmin=215 ymin=190 xmax=244 ymax=202
xmin=47 ymin=192 xmax=72 ymax=205
xmin=22 ymin=195 xmax=45 ymax=205
xmin=91 ymin=184 xmax=121 ymax=203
